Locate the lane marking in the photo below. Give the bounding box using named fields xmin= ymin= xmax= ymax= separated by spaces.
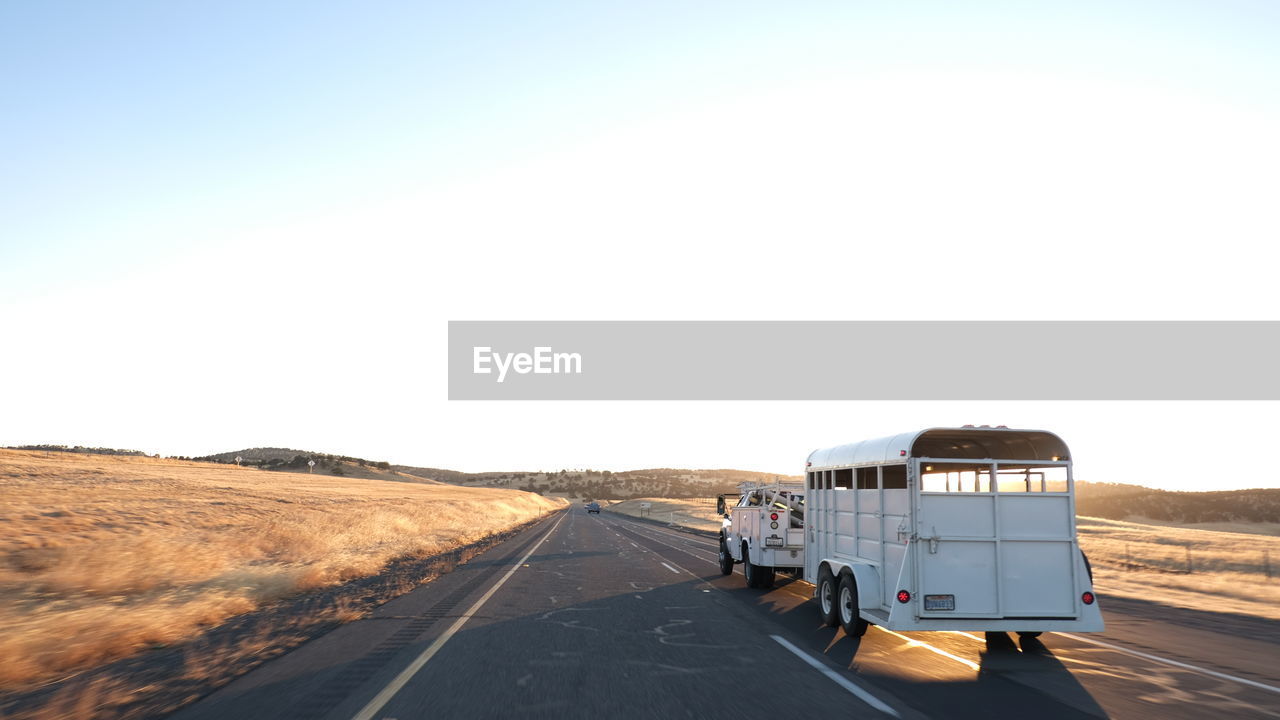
xmin=660 ymin=561 xmax=680 ymax=574
xmin=771 ymin=635 xmax=900 ymax=717
xmin=874 ymin=627 xmax=980 ymax=671
xmin=1055 ymin=632 xmax=1280 ymax=695
xmin=350 ymin=512 xmax=567 ymax=720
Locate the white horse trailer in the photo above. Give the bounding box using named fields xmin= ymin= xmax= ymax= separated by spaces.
xmin=805 ymin=427 xmax=1103 ymax=639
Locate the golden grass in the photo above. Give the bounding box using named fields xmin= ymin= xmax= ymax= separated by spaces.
xmin=0 ymin=450 xmax=565 ymax=692
xmin=608 ymin=496 xmax=1280 ymax=620
xmin=606 ymin=497 xmax=724 ymax=532
xmin=1075 ymin=515 xmax=1280 ymax=620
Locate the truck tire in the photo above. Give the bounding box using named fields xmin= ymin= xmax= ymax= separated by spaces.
xmin=743 ymin=543 xmax=760 ymax=588
xmin=817 ymin=568 xmax=839 ymax=627
xmin=838 ymin=574 xmax=869 ymax=637
xmin=718 ymin=537 xmax=734 ymax=576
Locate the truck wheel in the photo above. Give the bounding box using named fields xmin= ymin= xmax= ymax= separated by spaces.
xmin=817 ymin=568 xmax=839 ymax=627
xmin=838 ymin=574 xmax=869 ymax=637
xmin=743 ymin=543 xmax=759 ymax=588
xmin=718 ymin=537 xmax=734 ymax=576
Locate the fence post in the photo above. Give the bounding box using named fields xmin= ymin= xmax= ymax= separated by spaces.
xmin=1185 ymin=543 xmax=1193 ymax=574
xmin=1266 ymin=549 xmax=1273 ymax=580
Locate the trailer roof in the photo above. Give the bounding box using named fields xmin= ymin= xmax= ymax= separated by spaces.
xmin=806 ymin=427 xmax=1070 ymax=469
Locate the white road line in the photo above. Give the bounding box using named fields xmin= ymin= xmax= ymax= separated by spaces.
xmin=874 ymin=627 xmax=981 ymax=671
xmin=1055 ymin=632 xmax=1280 ymax=695
xmin=350 ymin=512 xmax=567 ymax=720
xmin=771 ymin=635 xmax=901 ymax=717
xmin=620 ymin=524 xmax=721 ymax=566
xmin=660 ymin=561 xmax=680 ymax=574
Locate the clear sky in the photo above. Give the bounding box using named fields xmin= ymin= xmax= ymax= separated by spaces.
xmin=3 ymin=2 xmax=1278 ymax=490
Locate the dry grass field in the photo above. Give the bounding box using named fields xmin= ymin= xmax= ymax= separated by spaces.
xmin=606 ymin=497 xmax=723 ymax=532
xmin=0 ymin=449 xmax=565 ymax=693
xmin=608 ymin=497 xmax=1280 ymax=620
xmin=1075 ymin=515 xmax=1280 ymax=620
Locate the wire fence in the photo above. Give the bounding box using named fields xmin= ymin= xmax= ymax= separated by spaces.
xmin=1077 ymin=518 xmax=1277 ymax=580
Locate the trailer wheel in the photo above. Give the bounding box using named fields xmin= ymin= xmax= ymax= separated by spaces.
xmin=1082 ymin=551 xmax=1094 ymax=583
xmin=743 ymin=543 xmax=760 ymax=588
xmin=817 ymin=568 xmax=839 ymax=627
xmin=718 ymin=537 xmax=734 ymax=576
xmin=1018 ymin=632 xmax=1042 ymax=640
xmin=838 ymin=574 xmax=869 ymax=638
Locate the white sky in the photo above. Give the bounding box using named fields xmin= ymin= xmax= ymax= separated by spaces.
xmin=2 ymin=3 xmax=1278 ymax=490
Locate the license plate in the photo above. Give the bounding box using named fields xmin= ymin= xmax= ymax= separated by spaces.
xmin=924 ymin=594 xmax=955 ymax=611
xmin=764 ymin=536 xmax=783 ymax=547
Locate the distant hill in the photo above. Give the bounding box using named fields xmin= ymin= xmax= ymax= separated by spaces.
xmin=1076 ymin=481 xmax=1280 ymax=523
xmin=120 ymin=444 xmax=1280 ymax=521
xmin=189 ymin=448 xmax=432 ymax=483
xmin=7 ymin=444 xmax=151 ymax=457
xmin=392 ymin=465 xmax=799 ymax=500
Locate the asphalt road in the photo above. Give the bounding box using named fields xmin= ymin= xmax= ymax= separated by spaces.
xmin=169 ymin=507 xmax=1280 ymax=720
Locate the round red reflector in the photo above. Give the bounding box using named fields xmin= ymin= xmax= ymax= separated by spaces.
xmin=1082 ymin=591 xmax=1095 ymax=605
xmin=770 ymin=512 xmax=779 ymax=521
xmin=897 ymin=590 xmax=911 ymax=603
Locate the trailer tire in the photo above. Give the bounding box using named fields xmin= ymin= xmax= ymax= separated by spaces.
xmin=743 ymin=543 xmax=760 ymax=588
xmin=718 ymin=537 xmax=734 ymax=576
xmin=1082 ymin=551 xmax=1094 ymax=583
xmin=838 ymin=574 xmax=869 ymax=638
xmin=817 ymin=568 xmax=839 ymax=627
xmin=1018 ymin=632 xmax=1042 ymax=640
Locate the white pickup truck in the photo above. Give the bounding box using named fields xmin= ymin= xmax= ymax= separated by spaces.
xmin=717 ymin=482 xmax=805 ymax=588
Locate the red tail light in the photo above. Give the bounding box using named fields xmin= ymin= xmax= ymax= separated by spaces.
xmin=1082 ymin=592 xmax=1095 ymax=605
xmin=770 ymin=512 xmax=779 ymax=521
xmin=897 ymin=590 xmax=911 ymax=603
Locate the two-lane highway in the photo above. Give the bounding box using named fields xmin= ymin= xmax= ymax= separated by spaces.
xmin=170 ymin=507 xmax=1280 ymax=720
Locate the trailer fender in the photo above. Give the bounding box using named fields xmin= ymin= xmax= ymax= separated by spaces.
xmin=820 ymin=560 xmax=880 ymax=611
xmin=847 ymin=563 xmax=881 ymax=612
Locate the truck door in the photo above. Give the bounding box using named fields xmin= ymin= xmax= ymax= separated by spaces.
xmin=915 ymin=461 xmax=1078 ymax=618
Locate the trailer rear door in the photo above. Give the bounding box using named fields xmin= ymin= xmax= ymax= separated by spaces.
xmin=915 ymin=461 xmax=1078 ymax=618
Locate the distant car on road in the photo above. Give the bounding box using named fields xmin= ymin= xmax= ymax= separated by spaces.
xmin=585 ymin=502 xmax=601 ymax=514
